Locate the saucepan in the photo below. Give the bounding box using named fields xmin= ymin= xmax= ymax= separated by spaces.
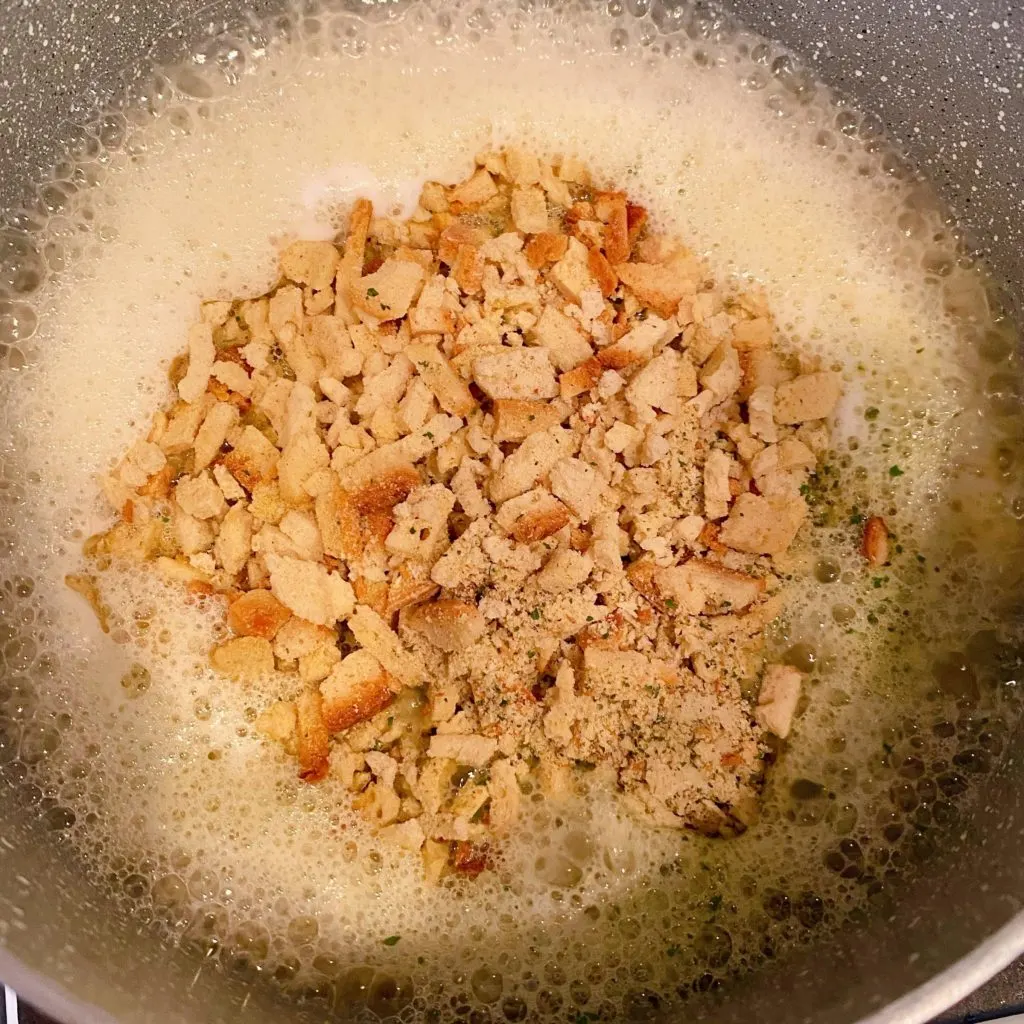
xmin=0 ymin=1 xmax=1022 ymax=1022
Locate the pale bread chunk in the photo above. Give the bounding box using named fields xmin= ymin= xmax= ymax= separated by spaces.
xmin=210 ymin=636 xmax=274 ymax=681
xmin=175 ymin=472 xmax=227 ymax=520
xmin=178 ymin=322 xmax=215 ymax=403
xmin=755 ymin=664 xmax=803 ymax=738
xmin=427 ymin=733 xmax=498 ymax=767
xmin=473 ymin=348 xmax=558 ymax=401
xmin=265 ymin=553 xmax=355 ymax=626
xmin=718 ymin=493 xmax=806 ymax=556
xmin=530 ymin=305 xmax=593 ymax=371
xmin=774 ymin=371 xmax=842 ymax=424
xmin=348 ymin=605 xmax=426 ymax=687
xmin=320 ymin=650 xmax=393 ymax=733
xmin=352 ymin=258 xmax=426 ymax=321
xmin=405 ymin=599 xmax=486 ymax=651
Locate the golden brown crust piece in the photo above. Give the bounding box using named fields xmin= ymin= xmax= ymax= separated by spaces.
xmin=227 ymin=589 xmax=292 ymax=640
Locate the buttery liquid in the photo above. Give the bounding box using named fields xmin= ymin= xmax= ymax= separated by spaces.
xmin=0 ymin=1 xmax=1022 ymax=1018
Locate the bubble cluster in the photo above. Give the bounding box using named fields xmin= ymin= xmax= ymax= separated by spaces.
xmin=0 ymin=0 xmax=1022 ymax=1019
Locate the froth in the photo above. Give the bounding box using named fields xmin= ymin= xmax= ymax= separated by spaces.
xmin=1 ymin=0 xmax=1022 ymax=1017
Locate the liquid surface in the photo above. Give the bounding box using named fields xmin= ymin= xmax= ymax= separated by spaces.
xmin=1 ymin=1 xmax=1023 ymax=1019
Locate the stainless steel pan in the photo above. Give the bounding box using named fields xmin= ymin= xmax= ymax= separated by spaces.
xmin=0 ymin=1 xmax=1021 ymax=1021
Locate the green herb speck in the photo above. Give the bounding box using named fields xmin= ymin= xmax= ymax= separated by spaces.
xmin=382 ymin=935 xmax=400 ymax=946
xmin=366 ymin=287 xmax=379 ymax=298
xmin=889 ymin=465 xmax=904 ymax=478
xmin=864 ymin=407 xmax=879 ymax=421
xmin=529 ymin=608 xmax=541 ymax=620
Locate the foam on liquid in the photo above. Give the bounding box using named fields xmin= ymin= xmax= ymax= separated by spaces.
xmin=1 ymin=1 xmax=1023 ymax=1017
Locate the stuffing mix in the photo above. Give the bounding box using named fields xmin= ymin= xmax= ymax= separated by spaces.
xmin=74 ymin=149 xmax=844 ymax=881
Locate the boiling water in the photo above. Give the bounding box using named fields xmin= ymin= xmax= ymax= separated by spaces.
xmin=1 ymin=0 xmax=1023 ymax=1018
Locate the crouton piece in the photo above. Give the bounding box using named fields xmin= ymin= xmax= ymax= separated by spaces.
xmin=228 ymin=589 xmax=292 ymax=640
xmin=655 ymin=559 xmax=765 ymax=615
xmin=313 ymin=485 xmax=361 ymax=561
xmin=279 ymin=508 xmax=324 ymax=562
xmin=175 ymin=472 xmax=227 ymax=520
xmin=703 ymin=450 xmax=734 ymax=521
xmin=597 ymin=192 xmax=630 ymax=265
xmin=450 ymin=459 xmax=491 ymax=520
xmin=587 ymin=247 xmax=618 ymax=297
xmin=755 ymin=664 xmax=803 ymax=739
xmin=549 ymin=457 xmax=603 ymax=522
xmin=308 ymin=317 xmax=362 ymax=380
xmin=337 ymin=197 xmax=372 ymax=290
xmin=718 ymin=493 xmax=806 ymax=556
xmin=296 ymin=688 xmax=330 ymax=781
xmin=224 ymin=426 xmax=280 ymax=491
xmin=740 ymin=348 xmax=792 ymax=401
xmin=774 ymin=371 xmax=842 ymax=424
xmin=599 ymin=314 xmax=675 ymax=370
xmin=748 ymin=384 xmax=778 ymax=443
xmin=397 ymin=376 xmax=436 ymax=434
xmin=406 ymin=342 xmax=477 ymax=416
xmin=626 ymin=347 xmax=696 ymax=413
xmin=212 ymin=463 xmax=247 ymax=502
xmin=65 ymin=573 xmax=111 ymax=632
xmin=269 ymin=285 xmax=304 ymax=338
xmin=405 ymin=599 xmax=486 ymax=651
xmin=615 ymin=252 xmax=699 ymax=319
xmin=604 ymin=421 xmax=641 ymax=456
xmin=861 ymin=515 xmax=889 ymax=567
xmin=192 ymin=402 xmax=239 ymax=473
xmin=524 ymin=232 xmax=569 ymax=269
xmin=427 ymin=733 xmax=497 ymax=768
xmin=505 ymin=147 xmax=541 ymax=185
xmin=250 ymin=480 xmax=287 ymax=525
xmin=118 ymin=439 xmax=168 ymax=489
xmin=354 ymin=352 xmax=414 ymax=419
xmin=510 ymin=185 xmax=549 ymax=234
xmin=473 ymin=347 xmax=558 ymax=401
xmin=490 ymin=426 xmax=572 ymax=503
xmin=484 ymin=758 xmax=521 ymax=833
xmin=173 ymin=506 xmax=214 ymax=556
xmin=448 ymin=168 xmax=498 ymax=211
xmin=214 ymin=502 xmax=253 ymax=576
xmin=537 ymin=549 xmax=593 ymax=593
xmin=278 ymin=433 xmax=329 ymax=507
xmin=559 ymin=357 xmax=603 ymax=399
xmin=492 ymin=399 xmax=565 ymax=443
xmin=385 ymin=483 xmax=456 ymax=563
xmin=386 ymin=562 xmax=440 ymax=615
xmin=178 ymin=322 xmax=216 ymax=403
xmin=159 ymin=395 xmax=215 ymax=455
xmin=506 ymin=492 xmax=571 ymax=542
xmin=352 ymin=258 xmax=425 ymax=321
xmin=451 ymin=243 xmax=486 ymax=296
xmin=732 ymin=316 xmax=773 ymax=350
xmin=320 ymin=649 xmax=393 ymax=733
xmin=548 ymin=238 xmax=599 ymax=305
xmin=299 ymin=637 xmax=341 ymax=684
xmin=280 ymin=240 xmax=340 ymax=291
xmin=699 ymin=342 xmax=742 ymax=403
xmin=210 ymin=636 xmax=274 ymax=681
xmin=531 ymin=305 xmax=593 ymax=371
xmin=256 ymin=700 xmax=298 ymax=752
xmin=348 ymin=605 xmax=426 ymax=687
xmin=271 ymin=617 xmax=332 ymax=662
xmin=265 ymin=553 xmax=355 ymax=626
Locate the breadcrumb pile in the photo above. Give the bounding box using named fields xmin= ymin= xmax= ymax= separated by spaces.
xmin=76 ymin=149 xmax=842 ymax=880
